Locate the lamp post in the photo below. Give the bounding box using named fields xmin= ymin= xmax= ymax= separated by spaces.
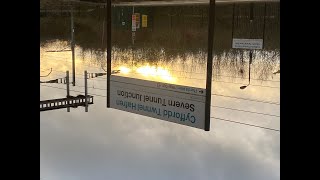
xmin=240 ymin=51 xmax=252 ymax=89
xmin=240 ymin=3 xmax=254 ymax=90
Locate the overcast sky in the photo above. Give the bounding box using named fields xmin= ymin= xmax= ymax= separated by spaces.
xmin=40 ymin=97 xmax=279 ymax=180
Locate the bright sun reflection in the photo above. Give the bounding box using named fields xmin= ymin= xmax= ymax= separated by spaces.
xmin=119 ymin=66 xmax=131 ymax=74
xmin=136 ymin=65 xmax=176 ymax=83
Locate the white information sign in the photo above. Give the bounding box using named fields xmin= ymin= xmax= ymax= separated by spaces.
xmin=110 ymin=76 xmax=206 ymax=129
xmin=232 ymin=38 xmax=263 ymax=50
xmin=132 ymin=14 xmax=136 ymax=32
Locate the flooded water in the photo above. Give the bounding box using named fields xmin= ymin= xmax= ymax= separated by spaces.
xmin=40 ymin=1 xmax=280 ymax=180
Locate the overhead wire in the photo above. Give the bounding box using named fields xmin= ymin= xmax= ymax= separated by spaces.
xmin=40 ymin=68 xmax=53 ymax=77
xmin=40 ymin=84 xmax=107 ymax=98
xmin=211 ymin=93 xmax=279 ymax=105
xmin=40 ymin=68 xmax=107 ymax=82
xmin=211 ymin=105 xmax=279 ymax=117
xmin=211 ymin=116 xmax=280 ymax=132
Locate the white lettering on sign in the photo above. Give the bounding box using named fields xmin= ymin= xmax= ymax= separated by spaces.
xmin=232 ymin=39 xmax=263 ymax=50
xmin=110 ymin=76 xmax=206 ymax=129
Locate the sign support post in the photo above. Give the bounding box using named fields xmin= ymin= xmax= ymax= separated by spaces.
xmin=204 ymin=0 xmax=216 ymax=131
xmin=66 ymin=71 xmax=70 ymax=112
xmin=85 ymin=70 xmax=88 ymax=112
xmin=71 ymin=8 xmax=76 ymax=86
xmin=107 ymin=0 xmax=111 ymax=108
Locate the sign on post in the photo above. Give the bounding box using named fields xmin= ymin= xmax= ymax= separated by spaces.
xmin=232 ymin=38 xmax=263 ymax=50
xmin=110 ymin=76 xmax=206 ymax=130
xmin=135 ymin=13 xmax=140 ymax=29
xmin=132 ymin=14 xmax=136 ymax=32
xmin=132 ymin=32 xmax=135 ymax=45
xmin=142 ymin=15 xmax=147 ymax=28
xmin=107 ymin=0 xmax=215 ymax=131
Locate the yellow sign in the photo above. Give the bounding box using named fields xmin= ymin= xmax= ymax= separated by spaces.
xmin=142 ymin=15 xmax=147 ymax=28
xmin=135 ymin=13 xmax=140 ymax=29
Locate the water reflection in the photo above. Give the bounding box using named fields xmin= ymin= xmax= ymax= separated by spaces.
xmin=40 ymin=0 xmax=280 ymax=124
xmin=40 ymin=42 xmax=280 ymax=96
xmin=40 ymin=1 xmax=280 ymax=83
xmin=40 ymin=1 xmax=280 ymax=180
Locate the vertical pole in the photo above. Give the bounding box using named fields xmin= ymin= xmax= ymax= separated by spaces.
xmin=170 ymin=14 xmax=172 ymax=30
xmin=231 ymin=3 xmax=235 ymax=45
xmin=85 ymin=71 xmax=88 ymax=112
xmin=249 ymin=51 xmax=252 ymax=85
xmin=71 ymin=8 xmax=76 ymax=86
xmin=132 ymin=6 xmax=135 ymax=46
xmin=250 ymin=3 xmax=254 ymax=22
xmin=66 ymin=71 xmax=70 ymax=112
xmin=101 ymin=19 xmax=105 ymax=48
xmin=107 ymin=0 xmax=111 ymax=108
xmin=262 ymin=3 xmax=267 ymax=49
xmin=132 ymin=14 xmax=135 ymax=67
xmin=201 ymin=8 xmax=204 ymax=27
xmin=205 ymin=0 xmax=215 ymax=131
xmin=249 ymin=3 xmax=253 ymax=86
xmin=132 ymin=6 xmax=135 ymax=66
